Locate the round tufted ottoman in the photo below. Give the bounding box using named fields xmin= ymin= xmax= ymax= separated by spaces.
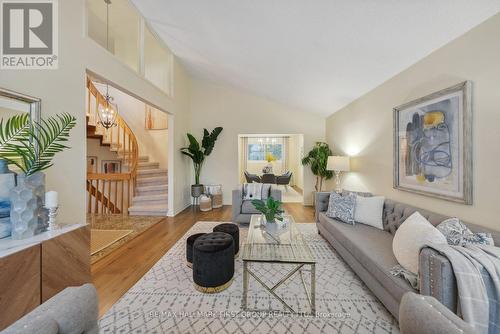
xmin=186 ymin=233 xmax=206 ymax=268
xmin=213 ymin=223 xmax=240 ymax=256
xmin=193 ymin=232 xmax=234 ymax=293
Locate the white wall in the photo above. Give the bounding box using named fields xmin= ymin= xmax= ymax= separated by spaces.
xmin=0 ymin=0 xmax=192 ymax=222
xmin=190 ymin=79 xmax=325 ymax=205
xmin=325 ymin=13 xmax=500 ymax=230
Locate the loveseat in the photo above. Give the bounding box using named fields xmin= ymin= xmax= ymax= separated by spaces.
xmin=232 ymin=185 xmax=281 ymax=224
xmin=315 ymin=191 xmax=500 ymax=318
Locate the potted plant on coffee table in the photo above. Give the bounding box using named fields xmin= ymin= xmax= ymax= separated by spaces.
xmin=251 ymin=197 xmax=286 ymax=235
xmin=180 ymin=127 xmax=223 ymax=200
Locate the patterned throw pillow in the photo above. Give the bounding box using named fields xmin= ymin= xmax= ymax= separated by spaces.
xmin=326 ymin=191 xmax=356 ymax=224
xmin=436 ymin=218 xmax=494 ymax=246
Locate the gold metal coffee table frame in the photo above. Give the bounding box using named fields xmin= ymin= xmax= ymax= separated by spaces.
xmin=241 ymin=215 xmax=316 ymax=315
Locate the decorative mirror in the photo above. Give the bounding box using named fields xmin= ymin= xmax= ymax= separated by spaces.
xmin=0 ymin=87 xmax=41 ymax=160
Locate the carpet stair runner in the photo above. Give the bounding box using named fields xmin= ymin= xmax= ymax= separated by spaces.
xmin=128 ymin=156 xmax=168 ymax=216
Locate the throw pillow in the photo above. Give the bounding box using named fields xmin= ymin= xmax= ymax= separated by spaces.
xmin=354 ymin=195 xmax=385 ymax=230
xmin=243 ymin=183 xmax=262 ymax=200
xmin=436 ymin=218 xmax=495 ymax=246
xmin=392 ymin=211 xmax=447 ymax=274
xmin=326 ymin=191 xmax=356 ymax=225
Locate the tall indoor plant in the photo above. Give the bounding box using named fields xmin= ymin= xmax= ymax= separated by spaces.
xmin=301 ymin=142 xmax=334 ymax=193
xmin=180 ymin=127 xmax=223 ymax=198
xmin=0 ymin=113 xmax=76 ymax=239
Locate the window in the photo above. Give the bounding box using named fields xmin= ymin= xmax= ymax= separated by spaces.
xmin=248 ymin=143 xmax=282 ymax=161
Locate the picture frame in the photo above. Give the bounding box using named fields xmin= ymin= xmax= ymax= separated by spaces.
xmin=393 ymin=81 xmax=472 ymax=204
xmin=87 ymin=156 xmax=98 ymax=173
xmin=101 ymin=160 xmax=122 ymax=174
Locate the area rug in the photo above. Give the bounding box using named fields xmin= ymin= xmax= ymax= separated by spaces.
xmin=99 ymin=222 xmax=399 ymax=333
xmin=91 ymin=229 xmax=133 ymax=255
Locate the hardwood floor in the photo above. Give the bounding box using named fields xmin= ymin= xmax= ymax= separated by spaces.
xmin=91 ymin=203 xmax=315 ymax=316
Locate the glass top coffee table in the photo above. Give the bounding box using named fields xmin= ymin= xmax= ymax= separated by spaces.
xmin=241 ymin=214 xmax=316 ymax=315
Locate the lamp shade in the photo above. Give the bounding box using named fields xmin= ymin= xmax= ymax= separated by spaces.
xmin=327 ymin=156 xmax=350 ymax=172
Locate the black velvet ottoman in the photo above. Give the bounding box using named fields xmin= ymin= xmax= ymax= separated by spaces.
xmin=213 ymin=223 xmax=240 ymax=256
xmin=186 ymin=233 xmax=206 ymax=268
xmin=193 ymin=232 xmax=234 ymax=293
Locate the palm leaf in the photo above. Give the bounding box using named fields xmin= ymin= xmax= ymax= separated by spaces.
xmin=0 ymin=113 xmax=31 ymax=158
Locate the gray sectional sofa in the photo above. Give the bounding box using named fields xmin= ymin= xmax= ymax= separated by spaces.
xmin=315 ymin=191 xmax=500 ymax=318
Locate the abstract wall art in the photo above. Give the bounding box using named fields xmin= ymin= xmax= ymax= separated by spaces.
xmin=393 ymin=81 xmax=472 ymax=204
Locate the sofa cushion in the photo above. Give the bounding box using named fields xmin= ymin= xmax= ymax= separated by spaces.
xmin=241 ymin=200 xmax=261 ymax=214
xmin=319 ymin=212 xmax=416 ymax=302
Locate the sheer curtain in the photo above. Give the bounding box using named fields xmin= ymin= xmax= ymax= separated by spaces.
xmin=239 ymin=137 xmax=248 ymax=183
xmin=283 ymin=137 xmax=289 ymax=174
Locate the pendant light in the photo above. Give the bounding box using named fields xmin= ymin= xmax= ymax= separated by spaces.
xmin=97 ymin=0 xmax=118 ymax=129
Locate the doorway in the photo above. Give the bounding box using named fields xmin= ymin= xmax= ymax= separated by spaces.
xmin=238 ymin=134 xmax=304 ymax=203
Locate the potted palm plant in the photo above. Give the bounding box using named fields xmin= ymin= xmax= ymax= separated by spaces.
xmin=0 ymin=113 xmax=76 ymax=239
xmin=302 ymin=142 xmax=334 ymax=205
xmin=180 ymin=127 xmax=223 ymax=198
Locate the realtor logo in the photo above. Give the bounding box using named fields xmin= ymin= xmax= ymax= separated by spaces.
xmin=1 ymin=0 xmax=58 ymax=69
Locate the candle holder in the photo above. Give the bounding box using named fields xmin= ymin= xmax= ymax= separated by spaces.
xmin=45 ymin=206 xmax=59 ymax=231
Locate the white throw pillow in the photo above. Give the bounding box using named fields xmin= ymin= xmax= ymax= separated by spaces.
xmin=354 ymin=195 xmax=385 ymax=229
xmin=392 ymin=211 xmax=447 ymax=274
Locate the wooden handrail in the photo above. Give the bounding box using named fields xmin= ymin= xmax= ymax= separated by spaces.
xmin=86 ymin=78 xmax=139 ymax=215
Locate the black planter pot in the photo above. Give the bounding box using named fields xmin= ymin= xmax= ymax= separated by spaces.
xmin=191 ymin=184 xmax=204 ymax=198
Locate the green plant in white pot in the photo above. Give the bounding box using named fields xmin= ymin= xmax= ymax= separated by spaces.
xmin=251 ymin=197 xmax=284 ymax=223
xmin=251 ymin=197 xmax=286 ymax=236
xmin=0 ymin=113 xmax=76 ymax=239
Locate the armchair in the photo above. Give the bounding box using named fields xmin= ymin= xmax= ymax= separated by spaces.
xmin=244 ymin=171 xmax=261 ymax=183
xmin=276 ymin=171 xmax=292 ymax=189
xmin=232 ymin=185 xmax=282 ymax=224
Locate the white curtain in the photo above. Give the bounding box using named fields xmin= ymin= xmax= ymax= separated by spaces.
xmin=283 ymin=137 xmax=289 ymax=174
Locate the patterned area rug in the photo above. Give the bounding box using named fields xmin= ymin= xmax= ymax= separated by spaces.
xmin=99 ymin=222 xmax=399 ymax=333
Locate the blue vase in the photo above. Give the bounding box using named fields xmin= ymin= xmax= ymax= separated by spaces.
xmin=0 ymin=160 xmax=16 ymax=238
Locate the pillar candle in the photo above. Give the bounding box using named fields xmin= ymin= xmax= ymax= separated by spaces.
xmin=45 ymin=191 xmax=58 ymax=208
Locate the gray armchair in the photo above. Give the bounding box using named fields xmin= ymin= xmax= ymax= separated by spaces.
xmin=232 ymin=185 xmax=282 ymax=224
xmin=1 ymin=284 xmax=99 ymax=334
xmin=399 ymin=292 xmax=476 ymax=334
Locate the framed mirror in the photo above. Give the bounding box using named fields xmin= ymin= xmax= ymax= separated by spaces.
xmin=0 ymin=87 xmax=41 ymax=164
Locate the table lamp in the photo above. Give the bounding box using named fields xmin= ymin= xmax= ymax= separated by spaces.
xmin=327 ymin=156 xmax=350 ymax=193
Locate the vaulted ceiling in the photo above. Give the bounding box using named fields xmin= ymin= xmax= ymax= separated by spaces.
xmin=131 ymin=0 xmax=500 ymax=116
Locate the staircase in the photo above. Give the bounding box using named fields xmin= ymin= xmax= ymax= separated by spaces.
xmin=128 ymin=156 xmax=169 ymax=216
xmin=86 ymin=78 xmax=168 ymax=216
